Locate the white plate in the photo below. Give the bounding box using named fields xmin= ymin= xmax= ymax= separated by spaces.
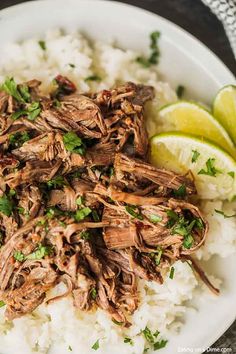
xmin=0 ymin=1 xmax=235 ymax=353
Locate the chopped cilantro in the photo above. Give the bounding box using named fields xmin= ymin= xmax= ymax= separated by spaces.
xmin=27 ymin=101 xmax=41 ymax=120
xmin=149 ymin=214 xmax=162 ymax=223
xmin=9 ymin=132 xmax=30 ymax=148
xmin=228 ymin=171 xmax=235 ymax=178
xmin=1 ymin=77 xmax=26 ymax=103
xmin=183 ymin=234 xmax=194 ymax=249
xmin=75 ymin=207 xmax=92 ymax=221
xmin=136 ymin=31 xmax=161 ymax=67
xmin=13 ymin=250 xmax=25 ymax=262
xmin=69 ymin=63 xmax=75 ymax=68
xmin=17 ymin=207 xmax=25 ymax=215
xmin=46 ymin=207 xmax=64 ymax=218
xmin=19 ymin=84 xmax=31 ymax=102
xmin=92 ymin=210 xmax=100 ymax=222
xmin=142 ymin=327 xmax=154 ymax=344
xmin=91 ymin=339 xmax=99 ymax=350
xmin=53 ymin=99 xmax=61 ymax=108
xmin=25 ymin=244 xmax=52 ymax=260
xmin=192 ymin=150 xmax=200 ymax=163
xmin=47 ymin=176 xmax=66 ymax=189
xmin=215 ymin=209 xmax=236 ymax=218
xmin=153 ymin=330 xmax=160 ymax=338
xmin=11 ymin=110 xmax=27 ymax=120
xmin=0 ymin=195 xmax=14 ymax=217
xmin=176 ymin=85 xmax=185 ymax=98
xmin=85 ymin=75 xmax=101 ymax=82
xmin=38 ymin=40 xmax=46 ymax=50
xmin=76 ymin=196 xmax=85 ymax=206
xmin=9 ymin=189 xmax=16 ymax=197
xmin=90 ymin=288 xmax=97 ymax=300
xmin=125 ymin=205 xmax=143 ymax=220
xmin=63 ymin=131 xmax=85 ymax=155
xmin=153 ymin=339 xmax=168 ymax=351
xmin=11 ymin=102 xmax=41 ymax=121
xmin=195 ymin=217 xmax=204 ymax=230
xmin=59 ymin=221 xmax=66 ymax=228
xmin=14 ymin=244 xmax=52 ymax=262
xmin=153 ymin=249 xmax=162 ymax=266
xmin=112 ymin=319 xmax=124 ymax=326
xmin=124 ymin=337 xmax=134 ymax=345
xmin=198 ymin=158 xmax=222 ymax=177
xmin=80 ymin=230 xmax=90 ymax=240
xmin=166 ymin=210 xmax=179 ymax=228
xmin=173 ymin=184 xmax=186 ymax=198
xmin=0 ymin=300 xmax=5 ymax=308
xmin=68 ymin=345 xmax=72 ymax=351
xmin=169 ymin=267 xmax=175 ymax=279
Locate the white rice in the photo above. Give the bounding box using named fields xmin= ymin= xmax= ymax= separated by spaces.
xmin=0 ymin=29 xmax=235 ymax=354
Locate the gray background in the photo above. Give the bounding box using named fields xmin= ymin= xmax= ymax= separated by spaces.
xmin=0 ymin=0 xmax=235 ymax=352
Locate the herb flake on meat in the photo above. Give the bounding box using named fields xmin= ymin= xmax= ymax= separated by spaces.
xmin=63 ymin=131 xmax=85 ymax=155
xmin=0 ymin=195 xmax=14 ymax=217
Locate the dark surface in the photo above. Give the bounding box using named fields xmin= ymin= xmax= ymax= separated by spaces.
xmin=0 ymin=0 xmax=235 ymax=353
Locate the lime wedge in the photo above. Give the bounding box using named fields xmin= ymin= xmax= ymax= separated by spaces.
xmin=153 ymin=101 xmax=235 ymax=157
xmin=150 ymin=132 xmax=236 ymax=200
xmin=213 ymin=85 xmax=236 ymax=144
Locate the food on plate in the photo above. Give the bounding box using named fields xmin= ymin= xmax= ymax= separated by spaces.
xmin=0 ymin=29 xmax=235 ymax=354
xmin=0 ymin=77 xmax=217 ymax=326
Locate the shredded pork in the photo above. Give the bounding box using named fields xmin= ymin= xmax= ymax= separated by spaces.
xmin=0 ymin=77 xmax=217 ymax=326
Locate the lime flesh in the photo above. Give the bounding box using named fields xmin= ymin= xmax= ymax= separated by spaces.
xmin=150 ymin=132 xmax=236 ymax=200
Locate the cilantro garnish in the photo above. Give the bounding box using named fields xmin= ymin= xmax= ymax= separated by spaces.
xmin=80 ymin=230 xmax=90 ymax=240
xmin=149 ymin=214 xmax=162 ymax=223
xmin=90 ymin=288 xmax=97 ymax=300
xmin=91 ymin=339 xmax=99 ymax=350
xmin=9 ymin=132 xmax=30 ymax=149
xmin=75 ymin=207 xmax=92 ymax=221
xmin=85 ymin=75 xmax=101 ymax=82
xmin=47 ymin=176 xmax=66 ymax=189
xmin=124 ymin=337 xmax=134 ymax=346
xmin=173 ymin=184 xmax=186 ymax=198
xmin=169 ymin=267 xmax=175 ymax=279
xmin=153 ymin=339 xmax=168 ymax=350
xmin=0 ymin=195 xmax=14 ymax=217
xmin=228 ymin=171 xmax=235 ymax=178
xmin=125 ymin=205 xmax=143 ymax=220
xmin=176 ymin=85 xmax=185 ymax=98
xmin=63 ymin=131 xmax=85 ymax=155
xmin=198 ymin=158 xmax=222 ymax=177
xmin=215 ymin=209 xmax=236 ymax=218
xmin=191 ymin=150 xmax=200 ymax=163
xmin=11 ymin=101 xmax=41 ymax=121
xmin=1 ymin=77 xmax=26 ymax=103
xmin=14 ymin=244 xmax=52 ymax=262
xmin=38 ymin=40 xmax=46 ymax=51
xmin=76 ymin=196 xmax=85 ymax=206
xmin=136 ymin=31 xmax=161 ymax=67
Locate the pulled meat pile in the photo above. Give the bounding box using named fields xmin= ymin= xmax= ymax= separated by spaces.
xmin=0 ymin=76 xmax=218 ymax=325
